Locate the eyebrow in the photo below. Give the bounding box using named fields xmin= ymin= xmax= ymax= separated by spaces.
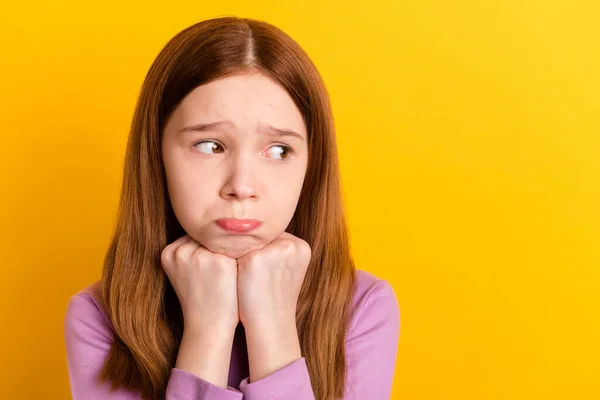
xmin=177 ymin=121 xmax=306 ymax=141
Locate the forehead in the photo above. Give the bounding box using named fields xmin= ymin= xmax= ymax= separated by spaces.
xmin=170 ymin=72 xmax=306 ymax=136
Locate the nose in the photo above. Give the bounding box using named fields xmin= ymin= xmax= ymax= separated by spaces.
xmin=219 ymin=152 xmax=259 ymax=202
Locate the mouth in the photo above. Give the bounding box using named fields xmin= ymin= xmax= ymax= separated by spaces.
xmin=216 ymin=219 xmax=262 ymax=233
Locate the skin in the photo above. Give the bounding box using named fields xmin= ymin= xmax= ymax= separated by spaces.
xmin=160 ymin=71 xmax=312 ymax=387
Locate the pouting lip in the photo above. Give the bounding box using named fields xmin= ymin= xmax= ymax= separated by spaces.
xmin=216 ymin=219 xmax=262 ymax=233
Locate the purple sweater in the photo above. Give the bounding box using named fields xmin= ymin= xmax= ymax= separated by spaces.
xmin=64 ymin=269 xmax=400 ymax=399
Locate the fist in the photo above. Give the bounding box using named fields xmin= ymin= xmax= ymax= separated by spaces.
xmin=161 ymin=234 xmax=239 ymax=332
xmin=236 ymin=231 xmax=311 ymax=330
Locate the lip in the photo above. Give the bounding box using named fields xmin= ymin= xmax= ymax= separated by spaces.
xmin=216 ymin=219 xmax=262 ymax=233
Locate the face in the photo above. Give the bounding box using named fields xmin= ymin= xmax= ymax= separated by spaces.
xmin=162 ymin=72 xmax=308 ymax=259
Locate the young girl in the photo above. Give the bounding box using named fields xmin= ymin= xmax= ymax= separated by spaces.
xmin=64 ymin=16 xmax=400 ymax=400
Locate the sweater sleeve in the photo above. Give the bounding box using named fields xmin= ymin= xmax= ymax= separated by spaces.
xmin=237 ymin=279 xmax=400 ymax=400
xmin=342 ymin=279 xmax=400 ymax=399
xmin=238 ymin=357 xmax=315 ymax=399
xmin=64 ymin=293 xmax=243 ymax=400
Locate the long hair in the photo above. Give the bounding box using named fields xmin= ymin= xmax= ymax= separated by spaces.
xmin=99 ymin=16 xmax=356 ymax=400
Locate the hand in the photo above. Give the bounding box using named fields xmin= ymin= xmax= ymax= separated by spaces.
xmin=236 ymin=231 xmax=311 ymax=381
xmin=237 ymin=231 xmax=311 ymax=330
xmin=160 ymin=234 xmax=239 ymax=333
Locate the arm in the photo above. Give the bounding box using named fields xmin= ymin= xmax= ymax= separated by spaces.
xmin=342 ymin=279 xmax=400 ymax=399
xmin=64 ymin=293 xmax=243 ymax=399
xmin=239 ymin=321 xmax=314 ymax=399
xmin=175 ymin=323 xmax=237 ymax=390
xmin=237 ymin=279 xmax=400 ymax=400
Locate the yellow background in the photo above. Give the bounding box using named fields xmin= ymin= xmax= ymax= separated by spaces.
xmin=1 ymin=1 xmax=598 ymax=399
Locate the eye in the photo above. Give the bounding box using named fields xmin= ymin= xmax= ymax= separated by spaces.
xmin=265 ymin=145 xmax=293 ymax=160
xmin=193 ymin=140 xmax=224 ymax=154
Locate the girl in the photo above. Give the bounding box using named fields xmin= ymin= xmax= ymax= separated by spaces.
xmin=64 ymin=16 xmax=400 ymax=400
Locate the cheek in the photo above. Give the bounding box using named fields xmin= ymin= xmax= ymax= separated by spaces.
xmin=166 ymin=172 xmax=211 ymax=222
xmin=268 ymin=171 xmax=304 ymax=212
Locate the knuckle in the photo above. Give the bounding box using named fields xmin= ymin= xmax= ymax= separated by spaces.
xmin=301 ymin=241 xmax=311 ymax=256
xmin=282 ymin=240 xmax=296 ymax=255
xmin=191 ymin=246 xmax=207 ymax=264
xmin=173 ymin=245 xmax=187 ymax=263
xmin=248 ymin=251 xmax=262 ymax=264
xmin=160 ymin=247 xmax=171 ymax=267
xmin=217 ymin=254 xmax=235 ymax=268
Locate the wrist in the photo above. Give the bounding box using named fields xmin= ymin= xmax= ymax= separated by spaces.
xmin=242 ymin=312 xmax=296 ymax=333
xmin=184 ymin=315 xmax=239 ymax=336
xmin=244 ymin=320 xmax=302 ymax=382
xmin=176 ymin=326 xmax=236 ymax=388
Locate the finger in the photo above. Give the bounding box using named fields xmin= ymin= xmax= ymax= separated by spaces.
xmin=278 ymin=231 xmax=298 ymax=242
xmin=174 ymin=236 xmax=202 ymax=262
xmin=166 ymin=234 xmax=192 ymax=249
xmin=162 ymin=234 xmax=193 ymax=266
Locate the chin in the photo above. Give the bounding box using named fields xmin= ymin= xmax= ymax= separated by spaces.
xmin=205 ymin=236 xmax=265 ymax=259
